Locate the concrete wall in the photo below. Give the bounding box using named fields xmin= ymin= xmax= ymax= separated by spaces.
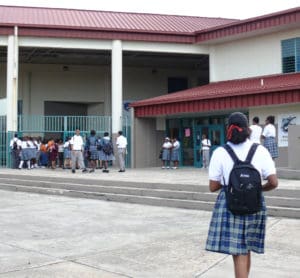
xmin=288 ymin=125 xmax=300 ymax=169
xmin=210 ymin=28 xmax=300 ymax=82
xmin=133 ymin=117 xmax=164 ymax=168
xmin=8 ymin=63 xmax=201 ymax=116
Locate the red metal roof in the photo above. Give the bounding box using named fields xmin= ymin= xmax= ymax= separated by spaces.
xmin=131 ymin=73 xmax=300 ymax=117
xmin=0 ymin=5 xmax=298 ymax=43
xmin=196 ymin=7 xmax=300 ymax=43
xmin=0 ymin=5 xmax=236 ymax=35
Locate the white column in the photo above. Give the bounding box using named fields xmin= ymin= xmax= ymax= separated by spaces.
xmin=111 ymin=40 xmax=123 ymax=134
xmin=209 ymin=46 xmax=216 ymax=82
xmin=6 ymin=26 xmax=19 ymax=132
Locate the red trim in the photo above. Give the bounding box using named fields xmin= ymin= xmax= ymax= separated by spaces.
xmin=18 ymin=27 xmax=195 ymax=44
xmin=134 ymin=90 xmax=300 ymax=117
xmin=196 ymin=7 xmax=300 ymax=42
xmin=0 ymin=26 xmax=14 ymax=35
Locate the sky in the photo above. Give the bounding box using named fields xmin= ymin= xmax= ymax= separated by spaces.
xmin=0 ymin=0 xmax=298 ymax=19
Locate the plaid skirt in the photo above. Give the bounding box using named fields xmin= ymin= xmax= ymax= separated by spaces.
xmin=263 ymin=137 xmax=278 ymax=158
xmin=206 ymin=188 xmax=267 ymax=255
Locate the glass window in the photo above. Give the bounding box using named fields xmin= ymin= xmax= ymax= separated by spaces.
xmin=281 ymin=38 xmax=300 ymax=73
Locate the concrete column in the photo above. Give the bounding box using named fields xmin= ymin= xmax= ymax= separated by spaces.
xmin=111 ymin=40 xmax=123 ymax=134
xmin=209 ymin=46 xmax=216 ymax=82
xmin=6 ymin=26 xmax=19 ymax=132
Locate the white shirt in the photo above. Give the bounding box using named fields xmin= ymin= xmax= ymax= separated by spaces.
xmin=201 ymin=139 xmax=211 ymax=150
xmin=162 ymin=142 xmax=172 ymax=149
xmin=262 ymin=124 xmax=276 ymax=138
xmin=209 ymin=139 xmax=276 ymax=185
xmin=116 ymin=135 xmax=127 ymax=149
xmin=249 ymin=124 xmax=262 ymax=144
xmin=173 ymin=140 xmax=180 ymax=150
xmin=70 ymin=135 xmax=84 ymax=151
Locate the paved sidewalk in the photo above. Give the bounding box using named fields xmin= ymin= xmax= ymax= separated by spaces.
xmin=0 ymin=167 xmax=300 ymax=277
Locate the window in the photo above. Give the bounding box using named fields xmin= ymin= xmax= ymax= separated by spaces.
xmin=281 ymin=38 xmax=300 ymax=73
xmin=168 ymin=77 xmax=188 ymax=93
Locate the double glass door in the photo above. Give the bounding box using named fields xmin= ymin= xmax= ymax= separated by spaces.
xmin=194 ymin=125 xmax=225 ymax=168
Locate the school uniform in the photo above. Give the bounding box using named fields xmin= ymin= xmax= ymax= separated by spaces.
xmin=262 ymin=124 xmax=278 ymax=158
xmin=206 ymin=139 xmax=276 ymax=255
xmin=162 ymin=141 xmax=172 ymax=161
xmin=99 ymin=136 xmax=115 ymax=161
xmin=86 ymin=136 xmax=98 ymax=160
xmin=171 ymin=140 xmax=180 ymax=161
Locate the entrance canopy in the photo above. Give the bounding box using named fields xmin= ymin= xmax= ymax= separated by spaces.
xmin=131 ymin=72 xmax=300 ymax=117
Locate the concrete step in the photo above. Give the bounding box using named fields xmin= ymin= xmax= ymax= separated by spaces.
xmin=0 ymin=175 xmax=299 ymax=219
xmin=0 ymin=178 xmax=300 ymax=208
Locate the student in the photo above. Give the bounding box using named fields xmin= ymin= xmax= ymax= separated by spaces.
xmin=86 ymin=130 xmax=98 ymax=173
xmin=99 ymin=132 xmax=115 ymax=173
xmin=9 ymin=133 xmax=21 ymax=169
xmin=249 ymin=116 xmax=262 ymax=144
xmin=116 ymin=130 xmax=128 ymax=172
xmin=201 ymin=134 xmax=211 ymax=169
xmin=261 ymin=115 xmax=278 ymax=160
xmin=161 ymin=137 xmax=172 ymax=169
xmin=171 ymin=137 xmax=180 ymax=169
xmin=70 ymin=128 xmax=87 ymax=173
xmin=206 ymin=112 xmax=278 ymax=278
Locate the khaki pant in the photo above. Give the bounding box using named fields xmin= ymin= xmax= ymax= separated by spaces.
xmin=71 ymin=150 xmax=85 ymax=170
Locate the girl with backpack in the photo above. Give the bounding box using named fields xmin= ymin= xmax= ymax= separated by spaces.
xmin=99 ymin=132 xmax=115 ymax=173
xmin=206 ymin=112 xmax=278 ymax=278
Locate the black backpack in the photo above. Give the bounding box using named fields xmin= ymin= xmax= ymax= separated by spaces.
xmin=223 ymin=143 xmax=262 ymax=215
xmin=102 ymin=140 xmax=113 ymax=155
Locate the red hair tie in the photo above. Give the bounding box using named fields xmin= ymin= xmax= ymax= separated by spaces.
xmin=227 ymin=124 xmax=243 ymax=140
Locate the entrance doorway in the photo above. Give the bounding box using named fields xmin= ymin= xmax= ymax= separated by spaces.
xmin=194 ymin=124 xmax=225 ymax=168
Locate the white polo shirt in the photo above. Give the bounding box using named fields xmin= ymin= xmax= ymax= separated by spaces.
xmin=249 ymin=124 xmax=262 ymax=143
xmin=70 ymin=135 xmax=84 ymax=151
xmin=262 ymin=124 xmax=276 ymax=138
xmin=116 ymin=135 xmax=127 ymax=149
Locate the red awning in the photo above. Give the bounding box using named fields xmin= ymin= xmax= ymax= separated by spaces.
xmin=131 ymin=73 xmax=300 ymax=117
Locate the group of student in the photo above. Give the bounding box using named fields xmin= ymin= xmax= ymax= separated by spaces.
xmin=160 ymin=137 xmax=181 ymax=169
xmin=9 ymin=129 xmax=128 ymax=174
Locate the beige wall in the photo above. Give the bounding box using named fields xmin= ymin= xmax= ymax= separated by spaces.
xmin=12 ymin=63 xmax=200 ymax=116
xmin=133 ymin=117 xmax=164 ymax=168
xmin=288 ymin=125 xmax=300 ymax=169
xmin=210 ymin=28 xmax=300 ymax=82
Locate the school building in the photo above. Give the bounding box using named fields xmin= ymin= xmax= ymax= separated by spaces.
xmin=0 ymin=5 xmax=299 ymax=169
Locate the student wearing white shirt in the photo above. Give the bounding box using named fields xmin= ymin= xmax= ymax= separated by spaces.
xmin=201 ymin=134 xmax=211 ymax=168
xmin=206 ymin=112 xmax=278 ymax=278
xmin=261 ymin=115 xmax=278 ymax=160
xmin=9 ymin=133 xmax=21 ymax=169
xmin=70 ymin=128 xmax=87 ymax=173
xmin=249 ymin=116 xmax=262 ymax=144
xmin=116 ymin=130 xmax=127 ymax=172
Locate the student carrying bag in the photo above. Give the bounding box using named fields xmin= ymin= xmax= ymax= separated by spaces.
xmin=223 ymin=143 xmax=262 ymax=215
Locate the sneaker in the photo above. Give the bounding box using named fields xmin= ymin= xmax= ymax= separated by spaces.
xmin=161 ymin=166 xmax=165 ymax=169
xmin=118 ymin=170 xmax=125 ymax=172
xmin=89 ymin=169 xmax=95 ymax=173
xmin=72 ymin=169 xmax=75 ymax=173
xmin=82 ymin=169 xmax=88 ymax=173
xmin=166 ymin=166 xmax=170 ymax=169
xmin=102 ymin=169 xmax=109 ymax=173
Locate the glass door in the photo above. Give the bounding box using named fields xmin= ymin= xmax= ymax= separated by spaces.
xmin=194 ymin=124 xmax=225 ymax=168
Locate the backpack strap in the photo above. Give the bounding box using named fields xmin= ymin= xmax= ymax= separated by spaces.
xmin=245 ymin=143 xmax=259 ymax=163
xmin=224 ymin=143 xmax=259 ymax=164
xmin=223 ymin=144 xmax=239 ymax=164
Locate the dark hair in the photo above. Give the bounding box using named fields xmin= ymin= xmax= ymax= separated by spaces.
xmin=104 ymin=132 xmax=109 ymax=137
xmin=253 ymin=117 xmax=259 ymax=124
xmin=90 ymin=129 xmax=96 ymax=136
xmin=118 ymin=131 xmax=123 ymax=135
xmin=266 ymin=115 xmax=275 ymax=125
xmin=227 ymin=112 xmax=250 ymax=144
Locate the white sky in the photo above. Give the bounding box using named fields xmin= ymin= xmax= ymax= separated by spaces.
xmin=0 ymin=0 xmax=299 ymax=19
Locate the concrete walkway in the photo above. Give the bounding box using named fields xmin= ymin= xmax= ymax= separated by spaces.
xmin=0 ymin=167 xmax=300 ymax=277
